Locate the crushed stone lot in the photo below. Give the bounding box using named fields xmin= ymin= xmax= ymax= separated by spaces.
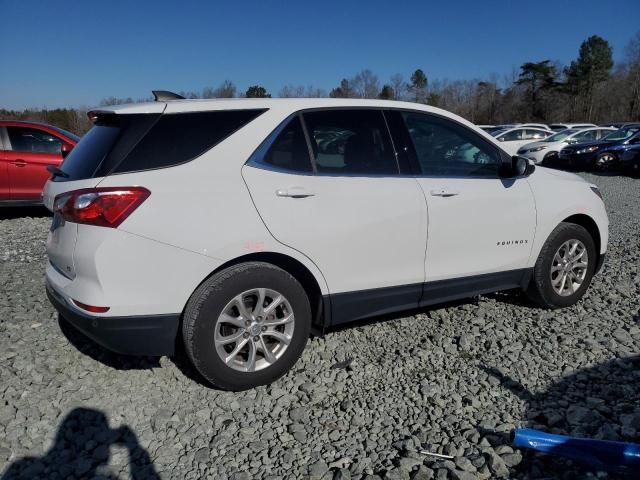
xmin=1 ymin=173 xmax=639 ymax=480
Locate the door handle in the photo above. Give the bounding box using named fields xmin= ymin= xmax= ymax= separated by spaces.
xmin=430 ymin=188 xmax=459 ymax=197
xmin=10 ymin=159 xmax=27 ymax=167
xmin=276 ymin=187 xmax=315 ymax=198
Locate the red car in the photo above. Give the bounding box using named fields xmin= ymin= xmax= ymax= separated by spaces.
xmin=0 ymin=120 xmax=79 ymax=205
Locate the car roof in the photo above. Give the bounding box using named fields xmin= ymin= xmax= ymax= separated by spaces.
xmin=93 ymin=97 xmax=453 ymax=116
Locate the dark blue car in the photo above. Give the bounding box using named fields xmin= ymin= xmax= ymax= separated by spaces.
xmin=619 ymin=143 xmax=640 ymax=176
xmin=557 ymin=125 xmax=640 ymax=171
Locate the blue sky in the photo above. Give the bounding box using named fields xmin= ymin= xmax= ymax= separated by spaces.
xmin=1 ymin=0 xmax=639 ymax=109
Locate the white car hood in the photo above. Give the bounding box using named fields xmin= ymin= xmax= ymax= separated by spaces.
xmin=522 ymin=140 xmax=562 ymax=151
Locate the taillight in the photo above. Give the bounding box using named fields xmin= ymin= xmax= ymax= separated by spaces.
xmin=72 ymin=299 xmax=110 ymax=313
xmin=53 ymin=187 xmax=150 ymax=228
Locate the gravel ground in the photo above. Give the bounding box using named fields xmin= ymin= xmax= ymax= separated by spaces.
xmin=1 ymin=173 xmax=639 ymax=480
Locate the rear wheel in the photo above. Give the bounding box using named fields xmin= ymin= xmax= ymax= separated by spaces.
xmin=526 ymin=223 xmax=596 ymax=309
xmin=182 ymin=262 xmax=311 ymax=390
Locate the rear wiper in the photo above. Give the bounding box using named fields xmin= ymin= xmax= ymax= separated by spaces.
xmin=47 ymin=165 xmax=69 ymax=178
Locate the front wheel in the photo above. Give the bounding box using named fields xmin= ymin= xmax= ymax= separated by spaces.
xmin=594 ymin=152 xmax=617 ymax=171
xmin=526 ymin=223 xmax=597 ymax=309
xmin=182 ymin=262 xmax=311 ymax=390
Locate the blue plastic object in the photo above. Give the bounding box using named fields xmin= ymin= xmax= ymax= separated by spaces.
xmin=513 ymin=428 xmax=640 ymax=475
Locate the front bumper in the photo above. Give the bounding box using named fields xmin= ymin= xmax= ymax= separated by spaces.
xmin=46 ymin=280 xmax=179 ymax=356
xmin=556 ymin=151 xmax=597 ymax=169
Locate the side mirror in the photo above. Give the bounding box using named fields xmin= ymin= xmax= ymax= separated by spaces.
xmin=501 ymin=156 xmax=535 ymax=177
xmin=497 ymin=137 xmax=505 ymax=142
xmin=61 ymin=143 xmax=73 ymax=159
xmin=513 ymin=156 xmax=535 ymax=176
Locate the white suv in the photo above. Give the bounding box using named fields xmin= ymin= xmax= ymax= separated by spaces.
xmin=44 ymin=95 xmax=609 ymax=390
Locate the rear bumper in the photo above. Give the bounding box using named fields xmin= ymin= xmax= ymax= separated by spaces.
xmin=46 ymin=280 xmax=179 ymax=356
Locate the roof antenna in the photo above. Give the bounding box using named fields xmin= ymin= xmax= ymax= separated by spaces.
xmin=152 ymin=90 xmax=185 ymax=101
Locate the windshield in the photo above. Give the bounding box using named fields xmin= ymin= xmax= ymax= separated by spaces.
xmin=490 ymin=128 xmax=508 ymax=137
xmin=545 ymin=129 xmax=579 ymax=142
xmin=602 ymin=127 xmax=640 ymax=142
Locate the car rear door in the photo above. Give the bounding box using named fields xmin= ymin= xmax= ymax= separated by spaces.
xmin=391 ymin=110 xmax=536 ymax=286
xmin=242 ymin=109 xmax=428 ymax=324
xmin=5 ymin=126 xmax=64 ymax=201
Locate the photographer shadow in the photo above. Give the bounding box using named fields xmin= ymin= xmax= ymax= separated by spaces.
xmin=482 ymin=352 xmax=640 ymax=478
xmin=2 ymin=408 xmax=159 ymax=480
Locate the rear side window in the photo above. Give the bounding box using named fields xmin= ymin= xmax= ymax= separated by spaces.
xmin=302 ymin=109 xmax=398 ymax=175
xmin=56 ymin=109 xmax=265 ymax=181
xmin=113 ymin=110 xmax=265 ymax=174
xmin=7 ymin=127 xmax=62 ymax=154
xmin=262 ymin=116 xmax=313 ymax=173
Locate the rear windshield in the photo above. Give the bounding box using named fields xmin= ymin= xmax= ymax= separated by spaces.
xmin=55 ymin=109 xmax=266 ymax=181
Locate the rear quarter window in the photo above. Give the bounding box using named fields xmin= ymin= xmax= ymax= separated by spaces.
xmin=113 ymin=109 xmax=266 ymax=174
xmin=56 ymin=109 xmax=266 ymax=181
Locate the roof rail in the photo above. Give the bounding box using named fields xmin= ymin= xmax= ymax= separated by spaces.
xmin=152 ymin=90 xmax=185 ymax=101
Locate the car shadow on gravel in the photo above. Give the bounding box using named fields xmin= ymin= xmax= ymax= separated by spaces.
xmin=0 ymin=206 xmax=51 ymax=220
xmin=1 ymin=407 xmax=159 ymax=480
xmin=482 ymin=354 xmax=640 ymax=479
xmin=58 ymin=316 xmax=161 ymax=371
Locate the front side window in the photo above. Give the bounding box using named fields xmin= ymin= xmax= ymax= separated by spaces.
xmin=262 ymin=116 xmax=312 ymax=173
xmin=302 ymin=109 xmax=398 ymax=175
xmin=7 ymin=127 xmax=62 ymax=154
xmin=402 ymin=112 xmax=501 ymax=177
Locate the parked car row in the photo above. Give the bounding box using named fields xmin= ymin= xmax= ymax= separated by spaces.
xmin=478 ymin=123 xmax=597 ymax=135
xmin=513 ymin=124 xmax=640 ymax=174
xmin=476 ymin=121 xmax=640 ymax=175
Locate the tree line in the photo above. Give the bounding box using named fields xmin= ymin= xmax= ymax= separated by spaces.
xmin=2 ymin=32 xmax=638 ymax=136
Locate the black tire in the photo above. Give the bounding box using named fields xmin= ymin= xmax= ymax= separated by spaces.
xmin=541 ymin=151 xmax=558 ymax=167
xmin=594 ymin=152 xmax=617 ymax=172
xmin=182 ymin=262 xmax=311 ymax=390
xmin=526 ymin=222 xmax=597 ymax=309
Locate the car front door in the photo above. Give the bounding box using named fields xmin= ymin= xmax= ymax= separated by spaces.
xmin=5 ymin=126 xmax=63 ymax=201
xmin=393 ymin=111 xmax=537 ymax=287
xmin=242 ymin=109 xmax=428 ymax=324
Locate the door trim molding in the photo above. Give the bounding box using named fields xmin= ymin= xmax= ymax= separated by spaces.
xmin=326 ymin=268 xmax=531 ymax=327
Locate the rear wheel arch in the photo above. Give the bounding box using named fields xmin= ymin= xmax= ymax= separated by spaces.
xmin=188 ymin=252 xmax=326 ymax=329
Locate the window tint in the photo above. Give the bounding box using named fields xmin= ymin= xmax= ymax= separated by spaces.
xmin=402 ymin=112 xmax=501 ymax=177
xmin=57 ymin=114 xmax=160 ymax=182
xmin=7 ymin=127 xmax=62 ymax=154
xmin=113 ymin=109 xmax=266 ymax=174
xmin=302 ymin=110 xmax=398 ymax=175
xmin=499 ymin=129 xmax=522 ymax=141
xmin=262 ymin=116 xmax=312 ymax=173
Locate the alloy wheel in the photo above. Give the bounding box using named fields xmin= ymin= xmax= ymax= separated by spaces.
xmin=214 ymin=288 xmax=295 ymax=372
xmin=550 ymin=239 xmax=589 ymax=296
